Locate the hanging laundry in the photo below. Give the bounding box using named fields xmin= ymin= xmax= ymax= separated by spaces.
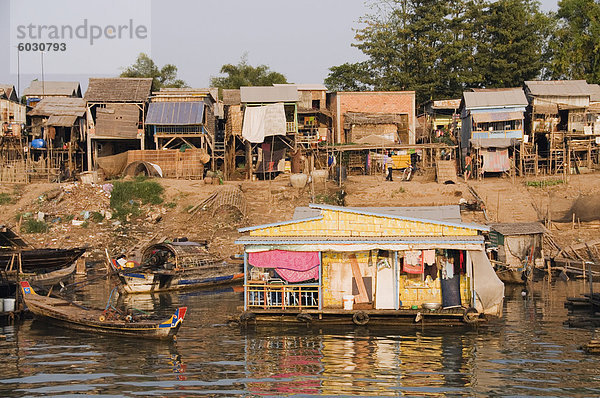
xmin=442 ymin=258 xmax=454 ymax=279
xmin=422 ymin=250 xmax=436 ymax=265
xmin=403 ymin=250 xmax=423 ymax=274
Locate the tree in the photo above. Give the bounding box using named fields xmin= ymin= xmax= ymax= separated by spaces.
xmin=121 ymin=53 xmax=187 ymax=91
xmin=326 ymin=0 xmax=552 ymax=104
xmin=478 ymin=0 xmax=551 ymax=88
xmin=210 ymin=55 xmax=288 ymax=89
xmin=547 ymin=0 xmax=600 ymax=82
xmin=324 ymin=62 xmax=373 ymax=91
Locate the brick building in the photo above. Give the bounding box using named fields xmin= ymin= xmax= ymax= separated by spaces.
xmin=327 ymin=91 xmax=416 ymax=145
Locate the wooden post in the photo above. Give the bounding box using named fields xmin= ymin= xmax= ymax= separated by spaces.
xmin=76 ymin=257 xmax=86 ymax=275
xmin=547 ymin=258 xmax=552 ymax=283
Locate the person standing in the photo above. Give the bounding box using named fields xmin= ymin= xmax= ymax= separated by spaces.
xmin=464 ymin=152 xmax=472 ymax=180
xmin=385 ymin=152 xmax=394 ymax=181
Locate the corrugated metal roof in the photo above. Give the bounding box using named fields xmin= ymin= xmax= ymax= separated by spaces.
xmin=145 ymin=102 xmax=204 ymax=125
xmin=240 ymin=86 xmax=299 ymax=103
xmin=240 ymin=204 xmax=487 ymax=233
xmin=463 ymin=89 xmax=528 ymax=109
xmin=589 ymin=84 xmax=600 ymax=102
xmin=472 ymin=111 xmax=524 ymax=123
xmin=274 ymin=83 xmax=327 ymax=91
xmin=84 ymin=78 xmax=152 ymax=102
xmin=47 ymin=115 xmax=78 ymax=127
xmin=236 ymin=235 xmax=484 ymax=244
xmin=28 ymin=97 xmax=86 ymax=117
xmin=22 ymin=81 xmax=81 ymax=97
xmin=293 ymin=205 xmax=463 ymax=223
xmin=490 ymin=222 xmax=545 ymax=236
xmin=0 ymin=85 xmax=16 ymax=101
xmin=432 ymin=99 xmax=461 ymax=109
xmin=525 ymin=80 xmax=592 ymax=97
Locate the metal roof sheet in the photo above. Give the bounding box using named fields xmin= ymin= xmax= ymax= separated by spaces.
xmin=145 ymin=102 xmax=204 ymax=125
xmin=463 ymin=89 xmax=528 ymax=109
xmin=27 ymin=97 xmax=86 ymax=117
xmin=47 ymin=115 xmax=78 ymax=126
xmin=432 ymin=99 xmax=461 ymax=109
xmin=293 ymin=205 xmax=463 ymax=223
xmin=236 ymin=235 xmax=485 ymax=245
xmin=589 ymin=84 xmax=600 ymax=102
xmin=273 ymin=83 xmax=327 ymax=91
xmin=240 ymin=86 xmax=299 ymax=103
xmin=525 ymin=80 xmax=592 ymax=97
xmin=22 ymin=81 xmax=81 ymax=97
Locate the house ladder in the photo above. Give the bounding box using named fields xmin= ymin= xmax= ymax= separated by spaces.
xmin=212 ymin=133 xmax=226 ymax=173
xmin=551 ymin=148 xmax=565 ymax=174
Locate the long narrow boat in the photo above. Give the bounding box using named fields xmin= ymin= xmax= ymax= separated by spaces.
xmin=20 ymin=281 xmax=187 ymax=340
xmin=111 ymin=241 xmax=244 ymax=294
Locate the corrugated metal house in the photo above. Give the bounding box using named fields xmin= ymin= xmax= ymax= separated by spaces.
xmin=84 ymin=78 xmax=152 ymax=170
xmin=235 ymin=204 xmax=504 ymax=326
xmin=460 ymin=88 xmax=528 ymax=175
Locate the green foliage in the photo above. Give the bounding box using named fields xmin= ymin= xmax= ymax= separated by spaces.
xmin=81 ymin=221 xmax=89 ymax=229
xmin=324 ymin=62 xmax=373 ymax=91
xmin=183 ymin=204 xmax=194 ymax=213
xmin=63 ymin=214 xmax=75 ymax=223
xmin=327 ymin=0 xmax=552 ymax=103
xmin=90 ymin=211 xmax=105 ymax=223
xmin=315 ymin=190 xmax=346 ymax=206
xmin=0 ymin=193 xmax=13 ymax=205
xmin=526 ymin=179 xmax=564 ymax=187
xmin=165 ymin=202 xmax=177 ymax=209
xmin=210 ymin=54 xmax=287 ymax=90
xmin=546 ymin=0 xmax=600 ymax=82
xmin=110 ymin=177 xmax=164 ymax=221
xmin=121 ymin=53 xmax=187 ymax=91
xmin=21 ymin=219 xmax=49 ymax=234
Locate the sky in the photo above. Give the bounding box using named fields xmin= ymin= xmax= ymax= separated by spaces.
xmin=0 ymin=0 xmax=559 ymax=95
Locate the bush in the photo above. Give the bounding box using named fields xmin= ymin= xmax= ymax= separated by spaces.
xmin=110 ymin=177 xmax=164 ymax=221
xmin=526 ymin=179 xmax=563 ymax=188
xmin=90 ymin=211 xmax=105 ymax=223
xmin=21 ymin=219 xmax=49 ymax=234
xmin=0 ymin=193 xmax=13 ymax=205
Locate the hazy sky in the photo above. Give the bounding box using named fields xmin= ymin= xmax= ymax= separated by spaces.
xmin=0 ymin=0 xmax=559 ymax=94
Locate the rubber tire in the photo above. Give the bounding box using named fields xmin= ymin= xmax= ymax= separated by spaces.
xmin=296 ymin=313 xmax=313 ymax=323
xmin=463 ymin=307 xmax=479 ymax=324
xmin=352 ymin=311 xmax=370 ymax=326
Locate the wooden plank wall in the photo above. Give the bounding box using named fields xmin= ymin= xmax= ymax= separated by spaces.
xmin=96 ymin=104 xmax=139 ymax=138
xmin=127 ymin=149 xmax=206 ymax=179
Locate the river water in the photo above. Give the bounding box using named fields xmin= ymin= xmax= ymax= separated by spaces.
xmin=1 ymin=277 xmax=600 ymax=397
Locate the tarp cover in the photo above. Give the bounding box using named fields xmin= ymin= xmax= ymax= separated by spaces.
xmin=472 ymin=111 xmax=523 ymax=123
xmin=242 ymin=103 xmax=286 ymax=143
xmin=482 ymin=149 xmax=510 ymax=172
xmin=469 ymin=250 xmax=504 ymax=316
xmin=146 ymin=102 xmax=204 ymax=125
xmin=248 ymin=250 xmax=319 ymax=283
xmin=469 ymin=137 xmax=519 ymax=149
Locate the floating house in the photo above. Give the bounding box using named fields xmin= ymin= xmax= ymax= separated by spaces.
xmin=488 ymin=222 xmax=545 ymax=284
xmin=236 ymin=204 xmax=504 ymax=326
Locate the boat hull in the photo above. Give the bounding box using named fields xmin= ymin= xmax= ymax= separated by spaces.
xmin=20 ymin=282 xmax=185 ymax=340
xmin=118 ymin=269 xmax=244 ymax=294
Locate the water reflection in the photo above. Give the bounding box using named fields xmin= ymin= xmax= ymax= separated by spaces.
xmin=1 ymin=280 xmax=600 ymax=396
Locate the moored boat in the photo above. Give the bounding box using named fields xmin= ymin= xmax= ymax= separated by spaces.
xmin=111 ymin=240 xmax=244 ymax=294
xmin=20 ymin=281 xmax=187 ymax=340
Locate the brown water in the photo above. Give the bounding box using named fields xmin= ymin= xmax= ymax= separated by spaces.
xmin=1 ymin=278 xmax=600 ymax=396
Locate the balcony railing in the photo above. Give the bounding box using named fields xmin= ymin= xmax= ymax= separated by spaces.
xmin=246 ymin=283 xmax=319 ymax=310
xmin=286 ymin=121 xmax=297 ymax=133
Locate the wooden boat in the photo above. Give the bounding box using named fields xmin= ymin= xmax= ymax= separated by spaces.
xmin=111 ymin=240 xmax=244 ymax=294
xmin=20 ymin=281 xmax=187 ymax=340
xmin=1 ymin=225 xmax=84 ymax=285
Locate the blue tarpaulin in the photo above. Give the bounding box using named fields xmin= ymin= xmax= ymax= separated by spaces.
xmin=146 ymin=102 xmax=204 ymax=125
